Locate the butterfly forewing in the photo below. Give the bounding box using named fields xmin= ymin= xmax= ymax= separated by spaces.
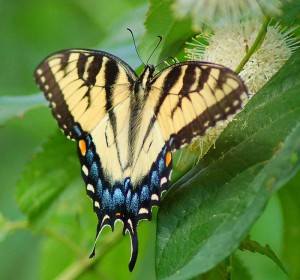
xmin=35 ymin=49 xmax=137 ymax=140
xmin=148 ymin=61 xmax=248 ymax=150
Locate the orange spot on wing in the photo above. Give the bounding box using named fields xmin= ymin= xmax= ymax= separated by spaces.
xmin=116 ymin=212 xmax=121 ymax=217
xmin=165 ymin=151 xmax=172 ymax=167
xmin=79 ymin=140 xmax=87 ymax=156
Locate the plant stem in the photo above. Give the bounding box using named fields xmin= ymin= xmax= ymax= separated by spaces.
xmin=235 ymin=17 xmax=270 ymax=74
xmin=6 ymin=220 xmax=28 ymax=231
xmin=43 ymin=227 xmax=84 ymax=258
xmin=56 ymin=229 xmax=123 ymax=280
xmin=3 ymin=217 xmax=83 ymax=258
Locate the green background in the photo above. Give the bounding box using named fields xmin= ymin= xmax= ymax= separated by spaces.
xmin=1 ymin=0 xmax=300 ymax=279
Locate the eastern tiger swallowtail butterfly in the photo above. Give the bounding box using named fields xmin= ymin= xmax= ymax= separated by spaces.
xmin=34 ymin=48 xmax=247 ymax=271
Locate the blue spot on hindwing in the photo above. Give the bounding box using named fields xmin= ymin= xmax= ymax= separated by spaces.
xmin=73 ymin=124 xmax=83 ymax=138
xmin=124 ymin=178 xmax=131 ymax=191
xmin=85 ymin=135 xmax=92 ymax=146
xmin=140 ymin=186 xmax=150 ymax=201
xmin=102 ymin=189 xmax=112 ymax=210
xmin=126 ymin=190 xmax=132 ymax=211
xmin=90 ymin=162 xmax=99 ymax=180
xmin=113 ymin=188 xmax=125 ymax=206
xmin=96 ymin=179 xmax=103 ymax=196
xmin=130 ymin=193 xmax=139 ymax=215
xmin=85 ymin=149 xmax=94 ymax=165
xmin=158 ymin=157 xmax=165 ymax=174
xmin=150 ymin=170 xmax=159 ymax=190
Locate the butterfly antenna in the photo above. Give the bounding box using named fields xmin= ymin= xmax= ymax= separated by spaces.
xmin=127 ymin=28 xmax=145 ymax=66
xmin=146 ymin=35 xmax=162 ymax=65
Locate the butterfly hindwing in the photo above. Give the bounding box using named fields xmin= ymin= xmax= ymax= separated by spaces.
xmin=77 ymin=130 xmax=173 ymax=271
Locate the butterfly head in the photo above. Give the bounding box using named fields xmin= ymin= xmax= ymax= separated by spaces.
xmin=134 ymin=64 xmax=155 ymax=94
xmin=142 ymin=64 xmax=155 ymax=83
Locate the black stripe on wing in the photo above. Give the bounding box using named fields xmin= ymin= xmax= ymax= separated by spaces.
xmin=35 ymin=53 xmax=80 ymax=138
xmin=150 ymin=61 xmax=248 ymax=150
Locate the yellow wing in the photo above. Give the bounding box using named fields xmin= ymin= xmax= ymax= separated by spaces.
xmin=148 ymin=61 xmax=248 ymax=150
xmin=34 ymin=49 xmax=137 ymax=140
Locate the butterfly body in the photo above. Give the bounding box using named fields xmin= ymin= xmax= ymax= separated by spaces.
xmin=35 ymin=49 xmax=247 ymax=271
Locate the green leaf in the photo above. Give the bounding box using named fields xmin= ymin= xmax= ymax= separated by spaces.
xmin=156 ymin=50 xmax=300 ymax=280
xmin=0 ymin=93 xmax=46 ymax=126
xmin=239 ymin=236 xmax=287 ymax=275
xmin=278 ymin=171 xmax=300 ymax=279
xmin=139 ymin=0 xmax=194 ymax=64
xmin=280 ymin=0 xmax=300 ymax=27
xmin=74 ymin=0 xmax=146 ymax=32
xmin=15 ymin=131 xmax=79 ymax=228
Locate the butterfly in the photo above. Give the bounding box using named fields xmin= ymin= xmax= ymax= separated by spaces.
xmin=34 ymin=48 xmax=247 ymax=271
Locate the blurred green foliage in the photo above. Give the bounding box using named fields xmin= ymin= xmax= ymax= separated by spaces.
xmin=0 ymin=0 xmax=300 ymax=279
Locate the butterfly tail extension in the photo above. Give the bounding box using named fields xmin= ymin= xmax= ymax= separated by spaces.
xmin=89 ymin=221 xmax=102 ymax=259
xmin=123 ymin=219 xmax=139 ymax=271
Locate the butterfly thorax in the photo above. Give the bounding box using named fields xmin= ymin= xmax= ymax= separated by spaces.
xmin=129 ymin=64 xmax=156 ymax=162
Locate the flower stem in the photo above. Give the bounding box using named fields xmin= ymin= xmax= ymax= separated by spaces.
xmin=235 ymin=17 xmax=270 ymax=74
